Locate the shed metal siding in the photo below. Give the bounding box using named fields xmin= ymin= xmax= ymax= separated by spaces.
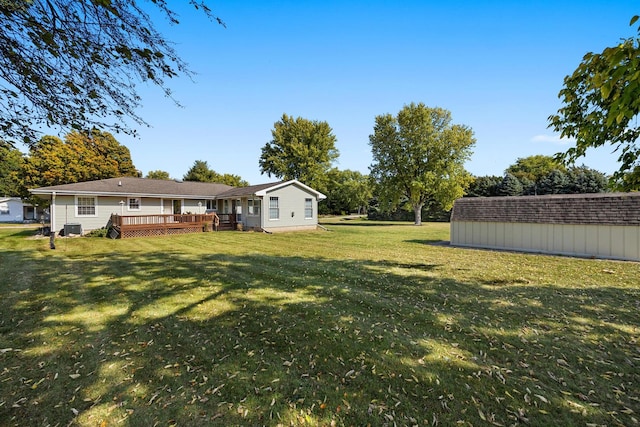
xmin=450 ymin=193 xmax=640 ymax=261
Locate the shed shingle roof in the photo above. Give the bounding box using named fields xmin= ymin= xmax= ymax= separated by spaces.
xmin=451 ymin=192 xmax=640 ymax=226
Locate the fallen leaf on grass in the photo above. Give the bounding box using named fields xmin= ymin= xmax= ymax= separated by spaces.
xmin=535 ymin=394 xmax=549 ymax=404
xmin=478 ymin=409 xmax=486 ymax=420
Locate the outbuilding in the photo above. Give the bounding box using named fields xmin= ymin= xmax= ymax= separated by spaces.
xmin=450 ymin=192 xmax=640 ymax=262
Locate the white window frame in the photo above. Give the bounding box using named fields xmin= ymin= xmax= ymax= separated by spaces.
xmin=128 ymin=197 xmax=141 ymax=211
xmin=0 ymin=203 xmax=9 ymax=215
xmin=248 ymin=199 xmax=261 ymax=216
xmin=269 ymin=197 xmax=279 ymax=220
xmin=304 ymin=198 xmax=313 ymax=219
xmin=235 ymin=199 xmax=242 ymax=222
xmin=76 ymin=195 xmax=97 ymax=217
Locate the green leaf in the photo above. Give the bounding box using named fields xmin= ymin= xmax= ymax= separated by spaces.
xmin=600 ymin=82 xmax=612 ymax=99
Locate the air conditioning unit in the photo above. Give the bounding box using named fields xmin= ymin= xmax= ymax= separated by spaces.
xmin=64 ymin=223 xmax=82 ymax=235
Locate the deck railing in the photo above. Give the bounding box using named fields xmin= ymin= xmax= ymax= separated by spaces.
xmin=216 ymin=213 xmax=237 ymax=230
xmin=110 ymin=213 xmax=219 ymax=238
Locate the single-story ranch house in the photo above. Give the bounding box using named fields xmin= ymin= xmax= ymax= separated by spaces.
xmin=0 ymin=197 xmax=45 ymax=223
xmin=30 ymin=177 xmax=326 ymax=236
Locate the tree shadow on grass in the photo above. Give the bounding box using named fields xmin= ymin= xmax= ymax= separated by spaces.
xmin=322 ymin=220 xmax=416 ymax=227
xmin=405 ymin=238 xmax=450 ymax=246
xmin=0 ymin=245 xmax=638 ymax=426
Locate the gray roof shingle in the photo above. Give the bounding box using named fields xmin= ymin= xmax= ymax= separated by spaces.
xmin=30 ymin=177 xmax=235 ymax=198
xmin=451 ymin=192 xmax=640 ymax=226
xmin=216 ymin=181 xmax=285 ymax=198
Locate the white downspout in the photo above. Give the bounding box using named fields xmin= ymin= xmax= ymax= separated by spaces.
xmin=51 ymin=192 xmax=56 ymax=234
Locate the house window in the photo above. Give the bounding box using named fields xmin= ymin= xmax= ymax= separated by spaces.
xmin=172 ymin=200 xmax=182 ymax=215
xmin=128 ymin=198 xmax=141 ymax=211
xmin=76 ymin=196 xmax=96 ymax=216
xmin=206 ymin=200 xmax=216 ymax=210
xmin=248 ymin=199 xmax=261 ymax=216
xmin=305 ymin=198 xmax=313 ymax=219
xmin=0 ymin=203 xmax=9 ymax=215
xmin=235 ymin=199 xmax=242 ymax=222
xmin=223 ymin=200 xmax=230 ymax=214
xmin=269 ymin=197 xmax=279 ymax=220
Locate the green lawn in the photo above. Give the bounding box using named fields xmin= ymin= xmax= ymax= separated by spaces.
xmin=1 ymin=219 xmax=639 ymax=426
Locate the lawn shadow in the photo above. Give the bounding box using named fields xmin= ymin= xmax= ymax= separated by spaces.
xmin=1 ymin=243 xmax=638 ymax=426
xmin=405 ymin=238 xmax=450 ymax=246
xmin=321 ymin=220 xmax=416 ymax=227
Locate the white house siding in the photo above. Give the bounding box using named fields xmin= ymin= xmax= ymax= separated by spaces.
xmin=241 ymin=198 xmax=262 ymax=230
xmin=0 ymin=198 xmax=25 ymax=222
xmin=52 ymin=196 xmax=175 ymax=233
xmin=450 ymin=193 xmax=640 ymax=262
xmin=51 ymin=195 xmax=117 ymax=233
xmin=262 ymin=184 xmax=319 ymax=232
xmin=182 ymin=199 xmax=210 ymax=215
xmin=49 ymin=195 xmax=230 ymax=233
xmin=127 ymin=197 xmax=163 ymax=216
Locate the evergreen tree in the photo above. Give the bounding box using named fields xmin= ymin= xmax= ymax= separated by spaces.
xmin=495 ymin=173 xmax=523 ymax=196
xmin=538 ymin=170 xmax=570 ymax=195
xmin=183 ymin=160 xmax=248 ymax=187
xmin=465 ymin=175 xmax=501 ymax=197
xmin=567 ymin=166 xmax=609 ymax=193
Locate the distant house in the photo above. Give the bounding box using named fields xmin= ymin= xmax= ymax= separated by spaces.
xmin=0 ymin=197 xmax=44 ymax=223
xmin=29 ymin=177 xmax=326 ymax=235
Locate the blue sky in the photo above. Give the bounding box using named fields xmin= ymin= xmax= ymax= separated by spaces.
xmin=117 ymin=1 xmax=637 ymax=184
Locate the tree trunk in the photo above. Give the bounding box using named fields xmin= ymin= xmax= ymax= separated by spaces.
xmin=413 ymin=203 xmax=423 ymax=226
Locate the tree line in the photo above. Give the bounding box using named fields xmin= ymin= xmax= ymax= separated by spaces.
xmin=0 ymin=106 xmax=614 ymax=225
xmin=0 ymin=131 xmax=248 ymax=203
xmin=466 ymin=155 xmax=609 ymax=197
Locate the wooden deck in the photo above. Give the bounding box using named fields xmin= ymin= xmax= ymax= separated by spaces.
xmin=110 ymin=213 xmax=225 ymax=239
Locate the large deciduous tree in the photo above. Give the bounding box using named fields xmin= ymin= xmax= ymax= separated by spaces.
xmin=324 ymin=169 xmax=372 ymax=215
xmin=369 ymin=103 xmax=475 ymax=225
xmin=145 ymin=170 xmax=172 ymax=180
xmin=0 ymin=0 xmax=223 ymax=146
xmin=506 ymin=155 xmax=566 ymax=183
xmin=259 ymin=114 xmax=339 ymax=193
xmin=549 ymin=15 xmax=640 ymax=189
xmin=0 ymin=141 xmax=24 ymax=196
xmin=22 ymin=130 xmax=139 ymax=189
